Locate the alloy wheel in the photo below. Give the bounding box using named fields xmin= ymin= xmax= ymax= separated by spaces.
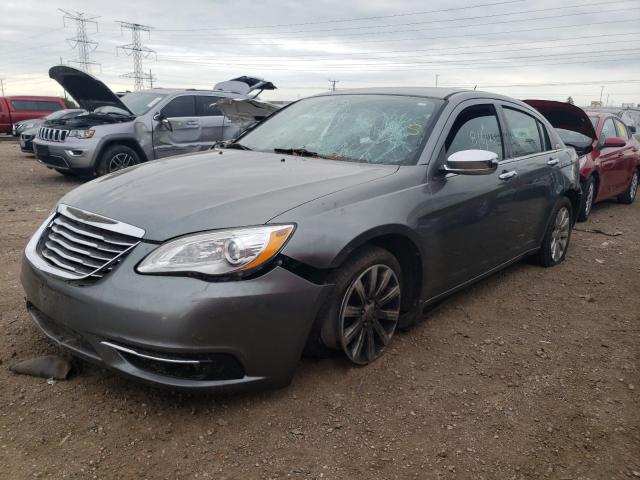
xmin=584 ymin=182 xmax=594 ymax=217
xmin=338 ymin=264 xmax=401 ymax=365
xmin=108 ymin=153 xmax=135 ymax=172
xmin=550 ymin=206 xmax=571 ymax=262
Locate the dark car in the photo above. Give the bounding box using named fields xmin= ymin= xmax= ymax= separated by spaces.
xmin=21 ymin=88 xmax=581 ymax=392
xmin=525 ymin=101 xmax=639 ymax=221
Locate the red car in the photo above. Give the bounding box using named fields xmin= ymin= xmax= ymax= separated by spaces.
xmin=526 ymin=100 xmax=639 ymax=221
xmin=0 ymin=96 xmax=65 ymax=135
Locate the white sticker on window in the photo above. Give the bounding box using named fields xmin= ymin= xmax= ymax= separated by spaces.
xmin=146 ymin=97 xmax=163 ymax=108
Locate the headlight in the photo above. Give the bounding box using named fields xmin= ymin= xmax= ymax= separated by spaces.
xmin=21 ymin=122 xmax=34 ymax=130
xmin=67 ymin=129 xmax=95 ymax=139
xmin=137 ymin=224 xmax=295 ymax=276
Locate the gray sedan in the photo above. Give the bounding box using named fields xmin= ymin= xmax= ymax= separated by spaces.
xmin=21 ymin=88 xmax=581 ymax=391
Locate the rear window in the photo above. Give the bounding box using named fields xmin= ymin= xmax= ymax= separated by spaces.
xmin=10 ymin=100 xmax=61 ymax=112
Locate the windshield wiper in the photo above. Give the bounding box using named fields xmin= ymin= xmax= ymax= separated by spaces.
xmin=224 ymin=142 xmax=252 ymax=150
xmin=274 ymin=147 xmax=319 ymax=157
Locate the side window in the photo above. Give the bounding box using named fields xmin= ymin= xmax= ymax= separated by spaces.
xmin=503 ymin=107 xmax=543 ymax=157
xmin=162 ymin=96 xmax=196 ymax=118
xmin=195 ymin=96 xmax=223 ymax=116
xmin=614 ymin=119 xmax=629 ymax=139
xmin=445 ymin=104 xmax=503 ymax=160
xmin=601 ymin=119 xmax=617 ymax=140
xmin=537 ymin=120 xmax=552 ymax=151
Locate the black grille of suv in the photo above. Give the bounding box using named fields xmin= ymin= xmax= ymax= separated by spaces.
xmin=38 ymin=127 xmax=69 ymax=142
xmin=37 ymin=208 xmax=142 ymax=281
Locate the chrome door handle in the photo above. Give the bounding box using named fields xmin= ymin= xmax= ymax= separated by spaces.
xmin=185 ymin=120 xmax=199 ymax=126
xmin=499 ymin=170 xmax=517 ymax=180
xmin=547 ymin=158 xmax=560 ymax=166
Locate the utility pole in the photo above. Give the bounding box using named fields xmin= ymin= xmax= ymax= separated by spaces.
xmin=148 ymin=69 xmax=156 ymax=88
xmin=435 ymin=74 xmax=440 ymax=88
xmin=0 ymin=79 xmax=5 ymax=96
xmin=328 ymin=79 xmax=339 ymax=91
xmin=59 ymin=9 xmax=100 ymax=72
xmin=117 ymin=22 xmax=156 ymax=91
xmin=600 ymin=86 xmax=605 ymax=104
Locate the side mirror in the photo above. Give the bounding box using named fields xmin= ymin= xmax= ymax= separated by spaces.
xmin=601 ymin=137 xmax=626 ymax=149
xmin=153 ymin=112 xmax=173 ymax=132
xmin=443 ymin=149 xmax=499 ymax=175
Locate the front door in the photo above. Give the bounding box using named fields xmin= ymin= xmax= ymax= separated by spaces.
xmin=597 ymin=118 xmax=627 ymax=198
xmin=153 ymin=95 xmax=202 ymax=158
xmin=423 ymin=102 xmax=524 ymax=296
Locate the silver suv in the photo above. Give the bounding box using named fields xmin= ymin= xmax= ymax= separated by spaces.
xmin=33 ymin=66 xmax=277 ymax=177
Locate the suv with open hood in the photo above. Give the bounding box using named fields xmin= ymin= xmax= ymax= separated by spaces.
xmin=32 ymin=66 xmax=278 ymax=177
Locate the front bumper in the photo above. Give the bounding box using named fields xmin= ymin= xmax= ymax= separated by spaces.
xmin=21 ymin=242 xmax=330 ymax=391
xmin=33 ymin=139 xmax=97 ymax=175
xmin=20 ymin=135 xmax=34 ymax=153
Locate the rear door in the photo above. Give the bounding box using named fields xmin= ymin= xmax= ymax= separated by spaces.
xmin=153 ymin=95 xmax=202 ymax=158
xmin=498 ymin=104 xmax=561 ymax=248
xmin=612 ymin=118 xmax=637 ymax=193
xmin=195 ymin=95 xmax=225 ymax=147
xmin=597 ymin=118 xmax=626 ymax=196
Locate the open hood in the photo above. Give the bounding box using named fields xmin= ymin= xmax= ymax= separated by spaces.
xmin=214 ymin=97 xmax=281 ymax=130
xmin=48 ymin=65 xmax=134 ymax=115
xmin=524 ymin=100 xmax=597 ymax=141
xmin=214 ymin=76 xmax=276 ymax=95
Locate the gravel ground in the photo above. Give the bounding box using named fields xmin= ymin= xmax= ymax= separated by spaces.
xmin=0 ymin=141 xmax=639 ymax=480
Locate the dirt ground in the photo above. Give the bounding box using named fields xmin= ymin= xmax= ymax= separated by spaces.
xmin=0 ymin=140 xmax=638 ymax=480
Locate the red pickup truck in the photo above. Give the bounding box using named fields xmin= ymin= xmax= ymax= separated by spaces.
xmin=0 ymin=96 xmax=65 ymax=134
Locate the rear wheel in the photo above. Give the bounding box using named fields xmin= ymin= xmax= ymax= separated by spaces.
xmin=531 ymin=197 xmax=573 ymax=268
xmin=577 ymin=177 xmax=595 ymax=222
xmin=96 ymin=144 xmax=140 ymax=176
xmin=617 ymin=169 xmax=638 ymax=205
xmin=304 ymin=246 xmax=402 ymax=365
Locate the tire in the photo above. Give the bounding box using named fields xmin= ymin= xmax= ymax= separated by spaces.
xmin=577 ymin=177 xmax=595 ymax=222
xmin=96 ymin=144 xmax=140 ymax=177
xmin=54 ymin=169 xmax=75 ymax=177
xmin=531 ymin=197 xmax=573 ymax=268
xmin=304 ymin=246 xmax=403 ymax=365
xmin=617 ymin=169 xmax=638 ymax=205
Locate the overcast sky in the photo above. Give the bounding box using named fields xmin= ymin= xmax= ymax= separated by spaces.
xmin=1 ymin=0 xmax=639 ymax=106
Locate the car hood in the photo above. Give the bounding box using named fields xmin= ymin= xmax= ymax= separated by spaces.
xmin=524 ymin=99 xmax=597 ymax=140
xmin=60 ymin=150 xmax=398 ymax=241
xmin=49 ymin=65 xmax=134 ymax=115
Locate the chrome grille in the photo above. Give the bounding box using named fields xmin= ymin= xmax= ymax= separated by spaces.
xmin=38 ymin=127 xmax=69 ymax=142
xmin=35 ymin=205 xmax=144 ymax=281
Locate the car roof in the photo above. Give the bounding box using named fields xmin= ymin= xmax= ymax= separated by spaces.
xmin=134 ymin=88 xmax=239 ymax=97
xmin=308 ymin=87 xmax=529 ymax=104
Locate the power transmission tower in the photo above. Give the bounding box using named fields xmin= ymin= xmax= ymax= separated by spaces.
xmin=59 ymin=9 xmax=100 ymax=72
xmin=328 ymin=79 xmax=339 ymax=91
xmin=117 ymin=22 xmax=156 ymax=91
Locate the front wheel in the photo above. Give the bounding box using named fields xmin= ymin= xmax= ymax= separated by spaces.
xmin=531 ymin=197 xmax=573 ymax=268
xmin=577 ymin=177 xmax=595 ymax=222
xmin=617 ymin=169 xmax=638 ymax=205
xmin=304 ymin=246 xmax=402 ymax=365
xmin=96 ymin=144 xmax=140 ymax=177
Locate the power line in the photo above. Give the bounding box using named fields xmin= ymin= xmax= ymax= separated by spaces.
xmin=167 ymin=0 xmax=637 ymax=38
xmin=153 ymin=0 xmax=525 ymax=32
xmin=59 ymin=9 xmax=100 ymax=72
xmin=116 ymin=21 xmax=156 ymax=91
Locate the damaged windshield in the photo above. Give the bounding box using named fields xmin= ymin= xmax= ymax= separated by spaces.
xmin=239 ymin=94 xmax=442 ymax=165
